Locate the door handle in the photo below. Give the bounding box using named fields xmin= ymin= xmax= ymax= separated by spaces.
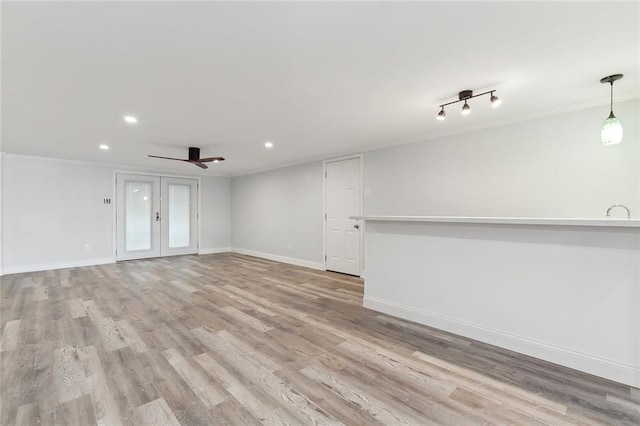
xmin=156 ymin=212 xmax=160 ymax=221
xmin=354 ymin=224 xmax=360 ymax=229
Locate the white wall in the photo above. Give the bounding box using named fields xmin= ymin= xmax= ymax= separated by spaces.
xmin=200 ymin=175 xmax=231 ymax=252
xmin=364 ymin=99 xmax=639 ymax=218
xmin=363 ymin=220 xmax=640 ymax=387
xmin=1 ymin=155 xmax=232 ymax=274
xmin=231 ymin=161 xmax=324 ymax=269
xmin=2 ymin=156 xmax=114 ymax=273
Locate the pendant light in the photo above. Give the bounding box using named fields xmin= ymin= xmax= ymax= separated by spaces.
xmin=600 ymin=74 xmax=623 ymax=145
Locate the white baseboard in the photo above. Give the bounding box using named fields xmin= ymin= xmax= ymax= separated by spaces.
xmin=198 ymin=247 xmax=232 ymax=255
xmin=1 ymin=248 xmax=322 ymax=274
xmin=231 ymin=247 xmax=324 ymax=271
xmin=3 ymin=257 xmax=114 ymax=275
xmin=363 ymin=295 xmax=640 ymax=388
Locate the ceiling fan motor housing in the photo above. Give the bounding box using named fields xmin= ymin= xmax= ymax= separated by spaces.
xmin=188 ymin=147 xmax=200 ymax=160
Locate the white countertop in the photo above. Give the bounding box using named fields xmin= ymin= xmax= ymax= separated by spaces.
xmin=350 ymin=215 xmax=640 ymax=228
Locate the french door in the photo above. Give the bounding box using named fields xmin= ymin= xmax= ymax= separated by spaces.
xmin=116 ymin=174 xmax=198 ymax=261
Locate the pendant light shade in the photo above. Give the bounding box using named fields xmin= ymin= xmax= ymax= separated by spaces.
xmin=600 ymin=74 xmax=623 ymax=145
xmin=601 ymin=112 xmax=623 ymax=146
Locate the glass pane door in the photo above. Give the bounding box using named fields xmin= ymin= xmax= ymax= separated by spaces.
xmin=161 ymin=177 xmax=198 ymax=256
xmin=116 ymin=174 xmax=161 ymax=260
xmin=125 ymin=181 xmax=153 ymax=251
xmin=168 ymin=184 xmax=191 ymax=248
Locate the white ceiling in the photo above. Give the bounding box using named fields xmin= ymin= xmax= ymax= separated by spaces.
xmin=2 ymin=1 xmax=639 ymax=176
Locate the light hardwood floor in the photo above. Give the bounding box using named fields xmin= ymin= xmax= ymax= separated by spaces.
xmin=1 ymin=253 xmax=639 ymax=425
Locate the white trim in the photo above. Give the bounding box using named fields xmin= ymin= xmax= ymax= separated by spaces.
xmin=3 ymin=153 xmax=228 ymax=177
xmin=352 ymin=215 xmax=640 ymax=228
xmin=637 ymin=252 xmax=640 ymax=388
xmin=363 ymin=295 xmax=640 ymax=388
xmin=0 ymin=152 xmax=4 ymax=277
xmin=112 ymin=172 xmax=118 ymax=262
xmin=197 ymin=179 xmax=202 ymax=256
xmin=112 ymin=169 xmax=205 ymax=181
xmin=231 ymin=247 xmax=324 ymax=270
xmin=322 ymin=161 xmax=326 ymax=270
xmin=3 ymin=257 xmax=114 ymax=275
xmin=198 ymin=247 xmax=232 ymax=255
xmin=323 ymin=154 xmax=364 ymax=277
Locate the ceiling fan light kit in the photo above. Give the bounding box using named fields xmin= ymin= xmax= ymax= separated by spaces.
xmin=436 ymin=89 xmax=501 ymax=121
xmin=148 ymin=147 xmax=224 ymax=169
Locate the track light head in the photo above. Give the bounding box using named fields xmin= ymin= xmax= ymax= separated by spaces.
xmin=461 ymin=101 xmax=471 ymax=116
xmin=490 ymin=92 xmax=502 ymax=107
xmin=436 ymin=108 xmax=446 ymax=121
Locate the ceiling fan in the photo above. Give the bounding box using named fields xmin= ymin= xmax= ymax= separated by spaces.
xmin=148 ymin=147 xmax=224 ymax=169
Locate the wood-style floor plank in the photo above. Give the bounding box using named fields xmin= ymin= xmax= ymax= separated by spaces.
xmin=79 ymin=345 xmax=123 ymax=426
xmin=0 ymin=319 xmax=21 ymax=351
xmin=1 ymin=252 xmax=639 ymax=425
xmin=162 ymin=347 xmax=228 ymax=410
xmin=133 ymin=397 xmax=181 ymax=426
xmin=53 ymin=345 xmax=88 ymax=403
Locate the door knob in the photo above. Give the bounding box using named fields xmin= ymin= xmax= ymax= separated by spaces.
xmin=354 ymin=224 xmax=360 ymax=229
xmin=156 ymin=212 xmax=160 ymax=221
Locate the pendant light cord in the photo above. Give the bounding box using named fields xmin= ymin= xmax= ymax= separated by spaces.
xmin=610 ymin=82 xmax=613 ymax=112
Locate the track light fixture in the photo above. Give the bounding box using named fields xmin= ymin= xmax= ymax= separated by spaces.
xmin=436 ymin=89 xmax=500 ymax=121
xmin=600 ymin=74 xmax=623 ymax=145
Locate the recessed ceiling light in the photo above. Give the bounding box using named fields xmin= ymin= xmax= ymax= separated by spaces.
xmin=264 ymin=141 xmax=274 ymax=148
xmin=124 ymin=115 xmax=138 ymax=124
xmin=99 ymin=144 xmax=109 ymax=150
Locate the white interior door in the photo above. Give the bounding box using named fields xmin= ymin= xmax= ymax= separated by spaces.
xmin=160 ymin=177 xmax=198 ymax=256
xmin=116 ymin=174 xmax=161 ymax=260
xmin=325 ymin=158 xmax=361 ymax=275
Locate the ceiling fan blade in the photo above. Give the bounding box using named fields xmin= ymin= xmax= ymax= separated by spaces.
xmin=148 ymin=155 xmax=184 ymax=161
xmin=190 ymin=161 xmax=208 ymax=169
xmin=149 ymin=150 xmax=214 ymax=169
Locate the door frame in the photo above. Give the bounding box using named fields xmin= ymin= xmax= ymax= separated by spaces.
xmin=112 ymin=171 xmax=201 ymax=262
xmin=322 ymin=154 xmax=364 ymax=277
